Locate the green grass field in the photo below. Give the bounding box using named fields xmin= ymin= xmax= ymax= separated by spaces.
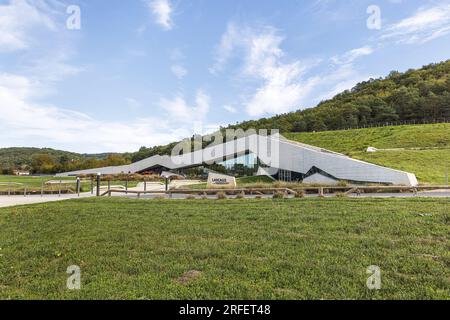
xmin=285 ymin=123 xmax=450 ymax=185
xmin=0 ymin=176 xmax=140 ymax=193
xmin=0 ymin=175 xmax=76 ymax=186
xmin=0 ymin=197 xmax=448 ymax=300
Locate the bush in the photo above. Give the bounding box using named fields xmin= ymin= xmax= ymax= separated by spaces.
xmin=216 ymin=192 xmax=227 ymax=200
xmin=337 ymin=180 xmax=349 ymax=187
xmin=236 ymin=191 xmax=245 ymax=199
xmin=186 ymin=195 xmax=196 ymax=200
xmin=335 ymin=192 xmax=347 ymax=198
xmin=295 ymin=190 xmax=305 ymax=198
xmin=273 ymin=191 xmax=285 ymax=199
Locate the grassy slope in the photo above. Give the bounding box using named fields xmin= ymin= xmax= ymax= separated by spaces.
xmin=285 ymin=123 xmax=450 ymax=184
xmin=0 ymin=197 xmax=448 ymax=299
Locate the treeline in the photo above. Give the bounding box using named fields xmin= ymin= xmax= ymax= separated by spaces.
xmin=228 ymin=60 xmax=450 ymax=132
xmin=132 ymin=60 xmax=450 ymax=162
xmin=0 ymin=147 xmax=130 ymax=174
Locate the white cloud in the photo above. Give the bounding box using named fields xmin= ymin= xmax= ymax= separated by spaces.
xmin=0 ymin=0 xmax=57 ymax=52
xmin=382 ymin=4 xmax=450 ymax=44
xmin=171 ymin=64 xmax=187 ymax=79
xmin=212 ymin=23 xmax=319 ymax=116
xmin=145 ymin=0 xmax=173 ymax=30
xmin=0 ymin=73 xmax=207 ymax=153
xmin=159 ymin=90 xmax=210 ymax=122
xmin=331 ymin=46 xmax=373 ymax=65
xmin=223 ymin=105 xmax=237 ymax=113
xmin=314 ymin=64 xmax=373 ymax=103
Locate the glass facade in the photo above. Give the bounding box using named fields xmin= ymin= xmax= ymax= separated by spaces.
xmin=219 ymin=153 xmax=257 ymax=169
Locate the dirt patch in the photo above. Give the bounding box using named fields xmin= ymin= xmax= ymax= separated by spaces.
xmin=176 ymin=270 xmax=202 ymax=285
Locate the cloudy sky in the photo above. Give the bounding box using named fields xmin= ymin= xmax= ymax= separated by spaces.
xmin=1 ymin=0 xmax=449 ymax=153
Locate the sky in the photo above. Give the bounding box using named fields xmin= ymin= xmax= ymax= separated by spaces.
xmin=0 ymin=0 xmax=449 ymax=153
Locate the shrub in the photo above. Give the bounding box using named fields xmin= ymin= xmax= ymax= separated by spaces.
xmin=255 ymin=195 xmax=262 ymax=199
xmin=295 ymin=190 xmax=305 ymax=198
xmin=186 ymin=195 xmax=196 ymax=200
xmin=337 ymin=180 xmax=349 ymax=187
xmin=335 ymin=192 xmax=347 ymax=198
xmin=236 ymin=191 xmax=245 ymax=199
xmin=216 ymin=191 xmax=227 ymax=200
xmin=273 ymin=191 xmax=285 ymax=199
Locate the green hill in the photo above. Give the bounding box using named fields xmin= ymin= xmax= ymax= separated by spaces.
xmin=229 ymin=60 xmax=450 ymax=133
xmin=0 ymin=148 xmax=129 ymax=175
xmin=285 ymin=123 xmax=450 ymax=185
xmin=0 ymin=148 xmax=82 ymax=171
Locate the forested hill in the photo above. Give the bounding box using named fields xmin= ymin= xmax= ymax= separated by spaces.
xmin=228 ymin=60 xmax=450 ymax=133
xmin=0 ymin=147 xmax=130 ymax=174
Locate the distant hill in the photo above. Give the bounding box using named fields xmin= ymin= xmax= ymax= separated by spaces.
xmin=0 ymin=147 xmax=129 ymax=175
xmin=0 ymin=147 xmax=82 ymax=169
xmin=228 ymin=60 xmax=450 ymax=133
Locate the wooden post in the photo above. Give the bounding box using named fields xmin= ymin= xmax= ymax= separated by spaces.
xmin=41 ymin=180 xmax=44 ymax=197
xmin=59 ymin=180 xmax=62 ymax=197
xmin=108 ymin=180 xmax=111 ymax=196
xmin=144 ymin=180 xmax=147 ymax=192
xmin=76 ymin=178 xmax=80 ymax=197
xmin=91 ymin=177 xmax=94 ymax=195
xmin=125 ymin=177 xmax=128 ymax=195
xmin=96 ymin=173 xmax=101 ymax=197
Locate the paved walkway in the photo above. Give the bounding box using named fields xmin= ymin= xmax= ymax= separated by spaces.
xmin=1 ymin=188 xmax=448 ymax=208
xmin=0 ymin=193 xmax=92 ymax=208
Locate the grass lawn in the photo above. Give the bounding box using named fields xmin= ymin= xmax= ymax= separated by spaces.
xmin=0 ymin=176 xmax=140 ymax=193
xmin=0 ymin=197 xmax=448 ymax=300
xmin=0 ymin=175 xmax=76 ymax=187
xmin=285 ymin=123 xmax=450 ymax=185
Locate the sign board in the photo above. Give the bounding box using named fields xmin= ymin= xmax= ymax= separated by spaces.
xmin=207 ymin=172 xmax=237 ymax=188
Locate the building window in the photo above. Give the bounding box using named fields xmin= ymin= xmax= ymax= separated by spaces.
xmin=279 ymin=169 xmax=292 ymax=182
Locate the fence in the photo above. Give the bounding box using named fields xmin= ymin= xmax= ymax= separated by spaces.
xmin=0 ymin=179 xmax=84 ymax=197
xmin=303 ymin=117 xmax=450 ymax=133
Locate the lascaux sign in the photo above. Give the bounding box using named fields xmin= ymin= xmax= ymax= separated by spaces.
xmin=207 ymin=173 xmax=237 ymax=188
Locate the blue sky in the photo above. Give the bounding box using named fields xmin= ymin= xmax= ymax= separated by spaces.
xmin=0 ymin=0 xmax=449 ymax=153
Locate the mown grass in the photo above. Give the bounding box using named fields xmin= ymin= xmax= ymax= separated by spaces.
xmin=0 ymin=176 xmax=140 ymax=193
xmin=285 ymin=123 xmax=450 ymax=185
xmin=352 ymin=149 xmax=450 ymax=185
xmin=0 ymin=175 xmax=76 ymax=187
xmin=0 ymin=197 xmax=448 ymax=300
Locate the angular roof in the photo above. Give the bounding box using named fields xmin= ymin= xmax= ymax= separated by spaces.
xmin=57 ymin=134 xmax=418 ymax=186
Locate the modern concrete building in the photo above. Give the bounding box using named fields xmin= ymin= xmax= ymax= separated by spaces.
xmin=57 ymin=134 xmax=418 ymax=186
